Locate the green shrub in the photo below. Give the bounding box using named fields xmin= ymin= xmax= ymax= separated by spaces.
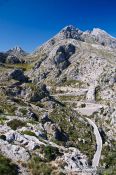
xmin=81 ymin=103 xmax=86 ymax=108
xmin=0 ymin=116 xmax=7 ymax=124
xmin=0 ymin=108 xmax=3 ymax=113
xmin=7 ymin=119 xmax=26 ymax=130
xmin=50 ymin=106 xmax=96 ymax=160
xmin=44 ymin=145 xmax=60 ymax=161
xmin=0 ymin=135 xmax=6 ymax=140
xmin=19 ymin=108 xmax=28 ymax=115
xmin=21 ymin=130 xmax=37 ymax=137
xmin=1 ymin=103 xmax=17 ymax=115
xmin=0 ymin=154 xmax=18 ymax=175
xmin=29 ymin=156 xmax=52 ymax=175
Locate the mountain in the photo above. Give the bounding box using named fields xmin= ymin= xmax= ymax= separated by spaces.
xmin=34 ymin=25 xmax=116 ymax=52
xmin=0 ymin=46 xmax=27 ymax=64
xmin=0 ymin=25 xmax=115 ymax=175
xmin=30 ymin=25 xmax=116 ymax=87
xmin=7 ymin=46 xmax=28 ymax=57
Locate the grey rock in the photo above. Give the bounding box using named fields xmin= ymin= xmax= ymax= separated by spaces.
xmin=0 ymin=139 xmax=30 ymax=162
xmin=8 ymin=69 xmax=28 ymax=82
xmin=56 ymin=25 xmax=83 ymax=40
xmin=6 ymin=55 xmax=21 ymax=64
xmin=44 ymin=122 xmax=67 ymax=141
xmin=5 ymin=131 xmax=15 ymax=143
xmin=23 ymin=83 xmax=49 ymax=102
xmin=7 ymin=46 xmax=27 ymax=57
xmin=86 ymin=85 xmax=96 ymax=102
xmin=62 ymin=148 xmax=88 ymax=171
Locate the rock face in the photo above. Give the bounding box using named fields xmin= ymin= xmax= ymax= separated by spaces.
xmin=6 ymin=55 xmax=22 ymax=64
xmin=90 ymin=28 xmax=116 ymax=48
xmin=22 ymin=83 xmax=50 ymax=102
xmin=86 ymin=85 xmax=96 ymax=102
xmin=44 ymin=121 xmax=67 ymax=141
xmin=63 ymin=148 xmax=88 ymax=171
xmin=30 ymin=25 xmax=116 ymax=85
xmin=0 ymin=139 xmax=30 ymax=162
xmin=9 ymin=69 xmax=28 ymax=82
xmin=56 ymin=25 xmax=83 ymax=40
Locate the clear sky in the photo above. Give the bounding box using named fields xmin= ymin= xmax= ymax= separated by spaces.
xmin=0 ymin=0 xmax=116 ymax=52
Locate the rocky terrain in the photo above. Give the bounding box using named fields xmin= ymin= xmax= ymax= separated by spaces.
xmin=0 ymin=25 xmax=116 ymax=175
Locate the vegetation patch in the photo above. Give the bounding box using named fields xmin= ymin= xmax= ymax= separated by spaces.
xmin=0 ymin=116 xmax=7 ymax=124
xmin=21 ymin=130 xmax=37 ymax=137
xmin=0 ymin=154 xmax=18 ymax=175
xmin=29 ymin=156 xmax=52 ymax=175
xmin=19 ymin=107 xmax=28 ymax=115
xmin=60 ymin=78 xmax=84 ymax=87
xmin=50 ymin=106 xmax=96 ymax=160
xmin=0 ymin=98 xmax=17 ymax=115
xmin=7 ymin=119 xmax=26 ymax=130
xmin=58 ymin=95 xmax=85 ymax=101
xmin=100 ymin=141 xmax=116 ymax=175
xmin=44 ymin=145 xmax=61 ymax=161
xmin=4 ymin=63 xmax=34 ymax=72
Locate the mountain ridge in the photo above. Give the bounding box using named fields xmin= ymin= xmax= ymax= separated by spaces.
xmin=0 ymin=25 xmax=115 ymax=175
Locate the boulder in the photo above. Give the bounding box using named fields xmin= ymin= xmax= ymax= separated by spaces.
xmin=24 ymin=83 xmax=49 ymax=102
xmin=44 ymin=122 xmax=67 ymax=141
xmin=0 ymin=139 xmax=30 ymax=162
xmin=8 ymin=69 xmax=28 ymax=82
xmin=63 ymin=148 xmax=88 ymax=171
xmin=5 ymin=131 xmax=15 ymax=143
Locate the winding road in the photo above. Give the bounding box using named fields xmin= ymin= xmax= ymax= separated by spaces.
xmin=51 ymin=86 xmax=103 ymax=168
xmin=86 ymin=118 xmax=102 ymax=168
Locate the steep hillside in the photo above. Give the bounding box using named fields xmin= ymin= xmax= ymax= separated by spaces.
xmin=0 ymin=25 xmax=115 ymax=175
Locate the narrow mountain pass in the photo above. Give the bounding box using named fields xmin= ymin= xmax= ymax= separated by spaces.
xmin=86 ymin=118 xmax=102 ymax=168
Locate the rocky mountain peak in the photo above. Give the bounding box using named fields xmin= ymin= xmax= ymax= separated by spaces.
xmin=56 ymin=25 xmax=83 ymax=40
xmin=7 ymin=46 xmax=27 ymax=56
xmin=61 ymin=25 xmax=79 ymax=32
xmin=89 ymin=28 xmax=116 ymax=48
xmin=91 ymin=28 xmax=114 ymax=38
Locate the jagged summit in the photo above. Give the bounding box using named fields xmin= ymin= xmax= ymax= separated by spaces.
xmin=55 ymin=25 xmax=83 ymax=40
xmin=35 ymin=25 xmax=116 ymax=53
xmin=55 ymin=25 xmax=116 ymax=48
xmin=60 ymin=25 xmax=81 ymax=32
xmin=35 ymin=25 xmax=116 ymax=55
xmin=91 ymin=28 xmax=114 ymax=38
xmin=12 ymin=46 xmax=23 ymax=51
xmin=7 ymin=46 xmax=27 ymax=56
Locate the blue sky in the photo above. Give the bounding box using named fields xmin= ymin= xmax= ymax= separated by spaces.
xmin=0 ymin=0 xmax=116 ymax=52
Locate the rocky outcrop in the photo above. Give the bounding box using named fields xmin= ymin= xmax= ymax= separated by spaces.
xmin=22 ymin=83 xmax=50 ymax=102
xmin=44 ymin=121 xmax=67 ymax=141
xmin=55 ymin=25 xmax=83 ymax=40
xmin=59 ymin=148 xmax=88 ymax=172
xmin=6 ymin=55 xmax=22 ymax=64
xmin=86 ymin=85 xmax=96 ymax=102
xmin=8 ymin=69 xmax=28 ymax=82
xmin=0 ymin=139 xmax=30 ymax=162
